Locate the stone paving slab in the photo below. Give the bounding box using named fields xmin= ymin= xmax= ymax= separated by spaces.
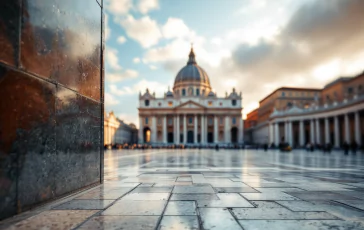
xmin=53 ymin=200 xmax=114 ymax=210
xmin=101 ymin=200 xmax=167 ymax=216
xmin=2 ymin=149 xmax=364 ymax=230
xmin=199 ymin=208 xmax=242 ymax=230
xmin=78 ymin=216 xmax=159 ymax=230
xmin=5 ymin=210 xmax=98 ymax=230
xmin=239 ymin=220 xmax=364 ymax=230
xmin=159 ymin=216 xmax=199 ymax=230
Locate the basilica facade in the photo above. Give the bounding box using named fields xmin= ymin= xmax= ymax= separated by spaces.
xmin=138 ymin=48 xmax=243 ymax=146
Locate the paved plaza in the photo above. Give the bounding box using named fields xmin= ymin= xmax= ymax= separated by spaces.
xmin=1 ymin=149 xmax=364 ymax=229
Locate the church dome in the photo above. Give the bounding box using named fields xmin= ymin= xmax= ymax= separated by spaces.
xmin=173 ymin=47 xmax=211 ymax=90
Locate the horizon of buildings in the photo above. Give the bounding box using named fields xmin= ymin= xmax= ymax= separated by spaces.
xmin=245 ymin=70 xmax=364 ymax=148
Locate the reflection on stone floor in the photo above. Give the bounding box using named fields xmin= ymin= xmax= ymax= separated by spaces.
xmin=1 ymin=149 xmax=364 ymax=230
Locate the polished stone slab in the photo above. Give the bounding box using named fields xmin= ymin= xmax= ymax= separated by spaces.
xmin=6 ymin=210 xmax=98 ymax=230
xmin=177 ymin=177 xmax=192 ymax=182
xmin=131 ymin=187 xmax=173 ymax=193
xmin=75 ymin=187 xmax=133 ymax=199
xmin=120 ymin=192 xmax=170 ymax=201
xmin=173 ymin=185 xmax=215 ymax=194
xmin=286 ymin=191 xmax=359 ymax=201
xmin=164 ymin=201 xmax=197 ymax=215
xmin=335 ymin=200 xmax=364 ymax=210
xmin=79 ymin=216 xmax=159 ymax=230
xmin=53 ymin=199 xmax=114 ymax=210
xmin=170 ymin=193 xmax=220 ymax=201
xmin=199 ymin=208 xmax=242 ymax=230
xmin=241 ymin=192 xmax=300 ymax=201
xmin=102 ymin=200 xmax=166 ymax=216
xmin=214 ymin=187 xmax=258 ymax=193
xmin=232 ymin=207 xmax=338 ymax=220
xmin=159 ymin=216 xmax=199 ymax=230
xmin=238 ymin=220 xmax=364 ymax=230
xmin=197 ymin=193 xmax=254 ymax=208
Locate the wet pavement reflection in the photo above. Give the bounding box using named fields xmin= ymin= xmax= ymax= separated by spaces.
xmin=1 ymin=149 xmax=364 ymax=229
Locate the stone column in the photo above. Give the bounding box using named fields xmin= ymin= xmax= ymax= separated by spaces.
xmin=201 ymin=115 xmax=204 ymax=144
xmin=225 ymin=116 xmax=230 ymax=143
xmin=355 ymin=112 xmax=361 ymax=146
xmin=274 ymin=122 xmax=279 ymax=146
xmin=299 ymin=120 xmax=304 ymax=147
xmin=284 ymin=121 xmax=288 ymax=143
xmin=344 ymin=114 xmax=350 ymax=143
xmin=315 ymin=119 xmax=321 ymax=144
xmin=288 ymin=121 xmax=293 ymax=146
xmin=334 ymin=116 xmax=339 ymax=148
xmin=194 ymin=115 xmax=198 ymax=143
xmin=324 ymin=117 xmax=330 ymax=144
xmin=239 ymin=117 xmax=244 ymax=144
xmin=269 ymin=122 xmax=273 ymax=145
xmin=174 ymin=116 xmax=177 ymax=144
xmin=183 ymin=115 xmax=187 ymax=144
xmin=176 ymin=114 xmax=180 ymax=144
xmin=310 ymin=119 xmax=315 ymax=144
xmin=214 ymin=116 xmax=218 ymax=143
xmin=138 ymin=117 xmax=143 ymax=143
xmin=163 ymin=116 xmax=167 ymax=143
xmin=151 ymin=116 xmax=156 ymax=143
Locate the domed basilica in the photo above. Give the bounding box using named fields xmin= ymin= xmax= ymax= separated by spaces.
xmin=138 ymin=47 xmax=243 ymax=146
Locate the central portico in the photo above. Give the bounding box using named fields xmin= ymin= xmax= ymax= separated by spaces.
xmin=138 ymin=47 xmax=243 ymax=145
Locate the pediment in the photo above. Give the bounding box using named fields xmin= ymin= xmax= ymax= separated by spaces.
xmin=176 ymin=100 xmax=206 ymax=109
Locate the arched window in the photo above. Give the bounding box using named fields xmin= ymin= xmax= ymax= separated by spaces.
xmin=231 ymin=100 xmax=237 ymax=106
xmin=196 ymin=89 xmax=200 ymax=96
xmin=145 ymin=117 xmax=149 ymax=124
xmin=232 ymin=117 xmax=236 ymax=125
xmin=145 ymin=100 xmax=150 ymax=106
xmin=182 ymin=89 xmax=186 ymax=96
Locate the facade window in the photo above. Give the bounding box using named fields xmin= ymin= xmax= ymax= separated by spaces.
xmin=168 ymin=118 xmax=172 ymax=125
xmin=358 ymin=85 xmax=363 ymax=92
xmin=145 ymin=100 xmax=150 ymax=106
xmin=232 ymin=117 xmax=236 ymax=125
xmin=282 ymin=92 xmax=285 ymax=97
xmin=168 ymin=101 xmax=173 ymax=106
xmin=208 ymin=101 xmax=213 ymax=106
xmin=287 ymin=102 xmax=293 ymax=108
xmin=219 ymin=117 xmax=223 ymax=125
xmin=208 ymin=118 xmax=213 ymax=125
xmin=196 ymin=89 xmax=200 ymax=96
xmin=348 ymin=87 xmax=353 ymax=94
xmin=182 ymin=89 xmax=186 ymax=96
xmin=189 ymin=117 xmax=193 ymax=124
xmin=232 ymin=100 xmax=237 ymax=106
xmin=145 ymin=117 xmax=149 ymax=125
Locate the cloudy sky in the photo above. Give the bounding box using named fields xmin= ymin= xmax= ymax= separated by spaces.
xmin=104 ymin=0 xmax=364 ymax=126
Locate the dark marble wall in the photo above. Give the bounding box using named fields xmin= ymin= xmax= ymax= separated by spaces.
xmin=0 ymin=0 xmax=104 ymax=220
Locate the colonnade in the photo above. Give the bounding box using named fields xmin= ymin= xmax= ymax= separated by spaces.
xmin=269 ymin=111 xmax=362 ymax=148
xmin=139 ymin=114 xmax=244 ymax=145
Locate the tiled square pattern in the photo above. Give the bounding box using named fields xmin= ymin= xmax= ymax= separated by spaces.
xmin=2 ymin=149 xmax=364 ymax=229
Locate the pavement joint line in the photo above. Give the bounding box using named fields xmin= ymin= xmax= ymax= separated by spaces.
xmin=154 ymin=186 xmax=174 ymax=230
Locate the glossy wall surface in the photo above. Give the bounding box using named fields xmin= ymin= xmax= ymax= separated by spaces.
xmin=0 ymin=0 xmax=104 ymax=220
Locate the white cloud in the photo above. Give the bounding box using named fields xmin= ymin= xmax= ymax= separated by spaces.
xmin=117 ymin=36 xmax=127 ymax=44
xmin=109 ymin=79 xmax=171 ymax=97
xmin=106 ymin=0 xmax=133 ymax=15
xmin=149 ymin=65 xmax=158 ymax=70
xmin=106 ymin=70 xmax=139 ymax=83
xmin=211 ymin=37 xmax=222 ymax=45
xmin=162 ymin=18 xmax=190 ymax=39
xmin=137 ymin=0 xmax=159 ymax=14
xmin=105 ymin=93 xmax=120 ymax=106
xmin=120 ymin=15 xmax=162 ymax=48
xmin=133 ymin=57 xmax=141 ymax=63
xmin=105 ymin=14 xmax=111 ymax=41
xmin=105 ymin=48 xmax=122 ymax=70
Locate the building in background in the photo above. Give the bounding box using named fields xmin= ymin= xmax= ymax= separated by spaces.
xmin=104 ymin=112 xmax=138 ymax=146
xmin=138 ymin=47 xmax=244 ymax=146
xmin=245 ymin=71 xmax=364 ymax=148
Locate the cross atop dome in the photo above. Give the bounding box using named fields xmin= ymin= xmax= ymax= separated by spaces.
xmin=187 ymin=43 xmax=197 ymax=65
